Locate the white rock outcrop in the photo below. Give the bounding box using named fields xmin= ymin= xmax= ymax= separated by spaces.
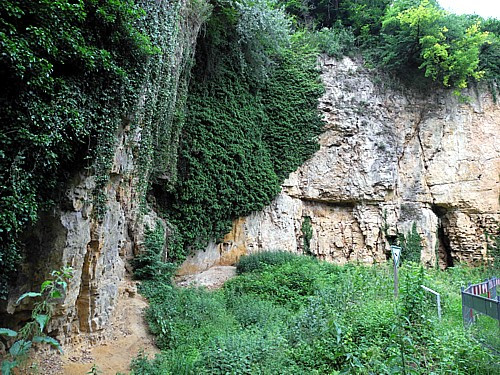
xmin=180 ymin=56 xmax=499 ymax=274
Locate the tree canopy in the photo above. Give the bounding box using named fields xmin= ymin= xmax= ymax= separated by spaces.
xmin=279 ymin=0 xmax=497 ymax=92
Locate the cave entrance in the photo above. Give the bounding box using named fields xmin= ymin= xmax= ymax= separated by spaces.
xmin=432 ymin=205 xmax=454 ymax=268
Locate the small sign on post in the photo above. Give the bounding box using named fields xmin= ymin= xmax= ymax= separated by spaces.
xmin=391 ymin=245 xmax=402 ymax=299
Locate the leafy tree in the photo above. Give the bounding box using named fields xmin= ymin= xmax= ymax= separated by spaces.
xmin=235 ymin=0 xmax=291 ymax=79
xmin=380 ymin=0 xmax=445 ymax=71
xmin=380 ymin=0 xmax=489 ymax=91
xmin=279 ymin=0 xmax=340 ymax=28
xmin=479 ymin=18 xmax=500 ymax=99
xmin=342 ymin=0 xmax=391 ymax=40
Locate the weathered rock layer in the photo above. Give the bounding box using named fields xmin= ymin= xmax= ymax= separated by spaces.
xmin=180 ymin=56 xmax=499 ymax=274
xmin=1 ymin=0 xmax=202 ymax=344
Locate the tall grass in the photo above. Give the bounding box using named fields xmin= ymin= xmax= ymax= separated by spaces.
xmin=132 ymin=252 xmax=499 ymax=374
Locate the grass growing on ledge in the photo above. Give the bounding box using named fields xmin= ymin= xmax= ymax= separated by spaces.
xmin=133 ymin=253 xmax=499 ymax=374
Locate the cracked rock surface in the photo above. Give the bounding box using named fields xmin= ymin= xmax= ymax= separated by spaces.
xmin=180 ymin=56 xmax=499 ymax=273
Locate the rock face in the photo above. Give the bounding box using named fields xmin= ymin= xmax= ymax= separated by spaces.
xmin=180 ymin=56 xmax=499 ymax=274
xmin=7 ymin=125 xmax=148 ymax=343
xmin=1 ymin=1 xmax=203 ymax=343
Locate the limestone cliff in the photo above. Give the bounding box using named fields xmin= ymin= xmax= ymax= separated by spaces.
xmin=1 ymin=1 xmax=203 ymax=343
xmin=179 ymin=56 xmax=499 ymax=274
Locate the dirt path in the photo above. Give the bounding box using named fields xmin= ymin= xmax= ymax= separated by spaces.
xmin=32 ymin=280 xmax=158 ymax=375
xmin=61 ymin=284 xmax=159 ymax=375
xmin=34 ymin=266 xmax=236 ymax=374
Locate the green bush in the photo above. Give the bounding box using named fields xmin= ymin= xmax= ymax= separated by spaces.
xmin=227 ymin=257 xmax=325 ymax=310
xmin=315 ymin=23 xmax=356 ymax=58
xmin=398 ymin=223 xmax=422 ymax=263
xmin=228 ymin=294 xmax=290 ymax=329
xmin=130 ymin=352 xmax=168 ymax=375
xmin=193 ymin=330 xmax=288 ymax=374
xmin=135 ymin=254 xmax=499 ymax=374
xmin=132 ymin=223 xmax=176 ymax=281
xmin=143 ymin=285 xmax=236 ymax=350
xmin=301 ymin=217 xmax=313 ymax=255
xmin=236 ymin=250 xmax=300 ymax=274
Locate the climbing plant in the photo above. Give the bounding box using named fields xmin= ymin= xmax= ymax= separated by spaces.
xmin=301 ymin=217 xmax=313 ymax=255
xmin=398 ymin=223 xmax=423 ymax=263
xmin=161 ymin=0 xmax=324 ymax=260
xmin=0 ymin=0 xmax=154 ymax=297
xmin=132 ymin=222 xmax=175 ymax=280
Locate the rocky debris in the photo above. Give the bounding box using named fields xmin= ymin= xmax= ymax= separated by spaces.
xmin=174 ymin=266 xmax=236 ymax=289
xmin=175 ymin=266 xmax=237 ymax=290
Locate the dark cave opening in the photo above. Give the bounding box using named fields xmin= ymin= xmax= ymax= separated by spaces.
xmin=432 ymin=205 xmax=454 ymax=268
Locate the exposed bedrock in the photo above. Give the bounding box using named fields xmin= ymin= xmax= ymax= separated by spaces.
xmin=179 ymin=56 xmax=499 ymax=274
xmin=0 ymin=0 xmax=202 ymax=344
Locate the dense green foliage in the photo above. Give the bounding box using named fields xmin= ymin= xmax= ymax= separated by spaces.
xmin=380 ymin=0 xmax=489 ymax=92
xmin=160 ymin=0 xmax=324 ymax=258
xmin=131 ymin=222 xmax=175 ymax=280
xmin=0 ymin=0 xmax=154 ymax=297
xmin=0 ymin=0 xmax=202 ymax=297
xmin=398 ymin=222 xmax=423 ymax=263
xmin=133 ymin=254 xmax=499 ymax=374
xmin=280 ymin=0 xmax=498 ymax=92
xmin=236 ymin=250 xmax=299 ymax=274
xmin=301 ymin=216 xmax=313 ymax=255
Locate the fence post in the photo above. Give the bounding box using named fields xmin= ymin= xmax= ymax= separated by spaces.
xmin=436 ymin=293 xmax=441 ymax=321
xmin=498 ymin=296 xmax=500 ymax=328
xmin=492 ymin=277 xmax=497 ymax=299
xmin=461 ymin=286 xmax=467 ymax=328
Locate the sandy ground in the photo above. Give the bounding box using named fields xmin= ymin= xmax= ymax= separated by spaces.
xmin=29 ymin=266 xmax=236 ymax=374
xmin=174 ymin=266 xmax=237 ymax=290
xmin=31 ymin=281 xmax=159 ymax=375
xmin=61 ymin=289 xmax=159 ymax=375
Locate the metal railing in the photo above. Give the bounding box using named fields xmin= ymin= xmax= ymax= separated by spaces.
xmin=461 ymin=277 xmax=499 ymax=327
xmin=421 ymin=285 xmax=441 ymax=320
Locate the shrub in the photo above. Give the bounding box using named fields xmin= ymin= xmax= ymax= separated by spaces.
xmin=301 ymin=217 xmax=313 ymax=255
xmin=236 ymin=250 xmax=300 ymax=274
xmin=229 ymin=294 xmax=290 ymax=329
xmin=130 ymin=352 xmax=167 ymax=375
xmin=144 ymin=286 xmax=235 ymax=350
xmin=132 ymin=223 xmax=176 ymax=281
xmin=193 ymin=330 xmax=288 ymax=374
xmin=227 ymin=257 xmax=324 ymax=310
xmin=398 ymin=222 xmax=422 ymax=263
xmin=315 ymin=23 xmax=356 ymax=59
